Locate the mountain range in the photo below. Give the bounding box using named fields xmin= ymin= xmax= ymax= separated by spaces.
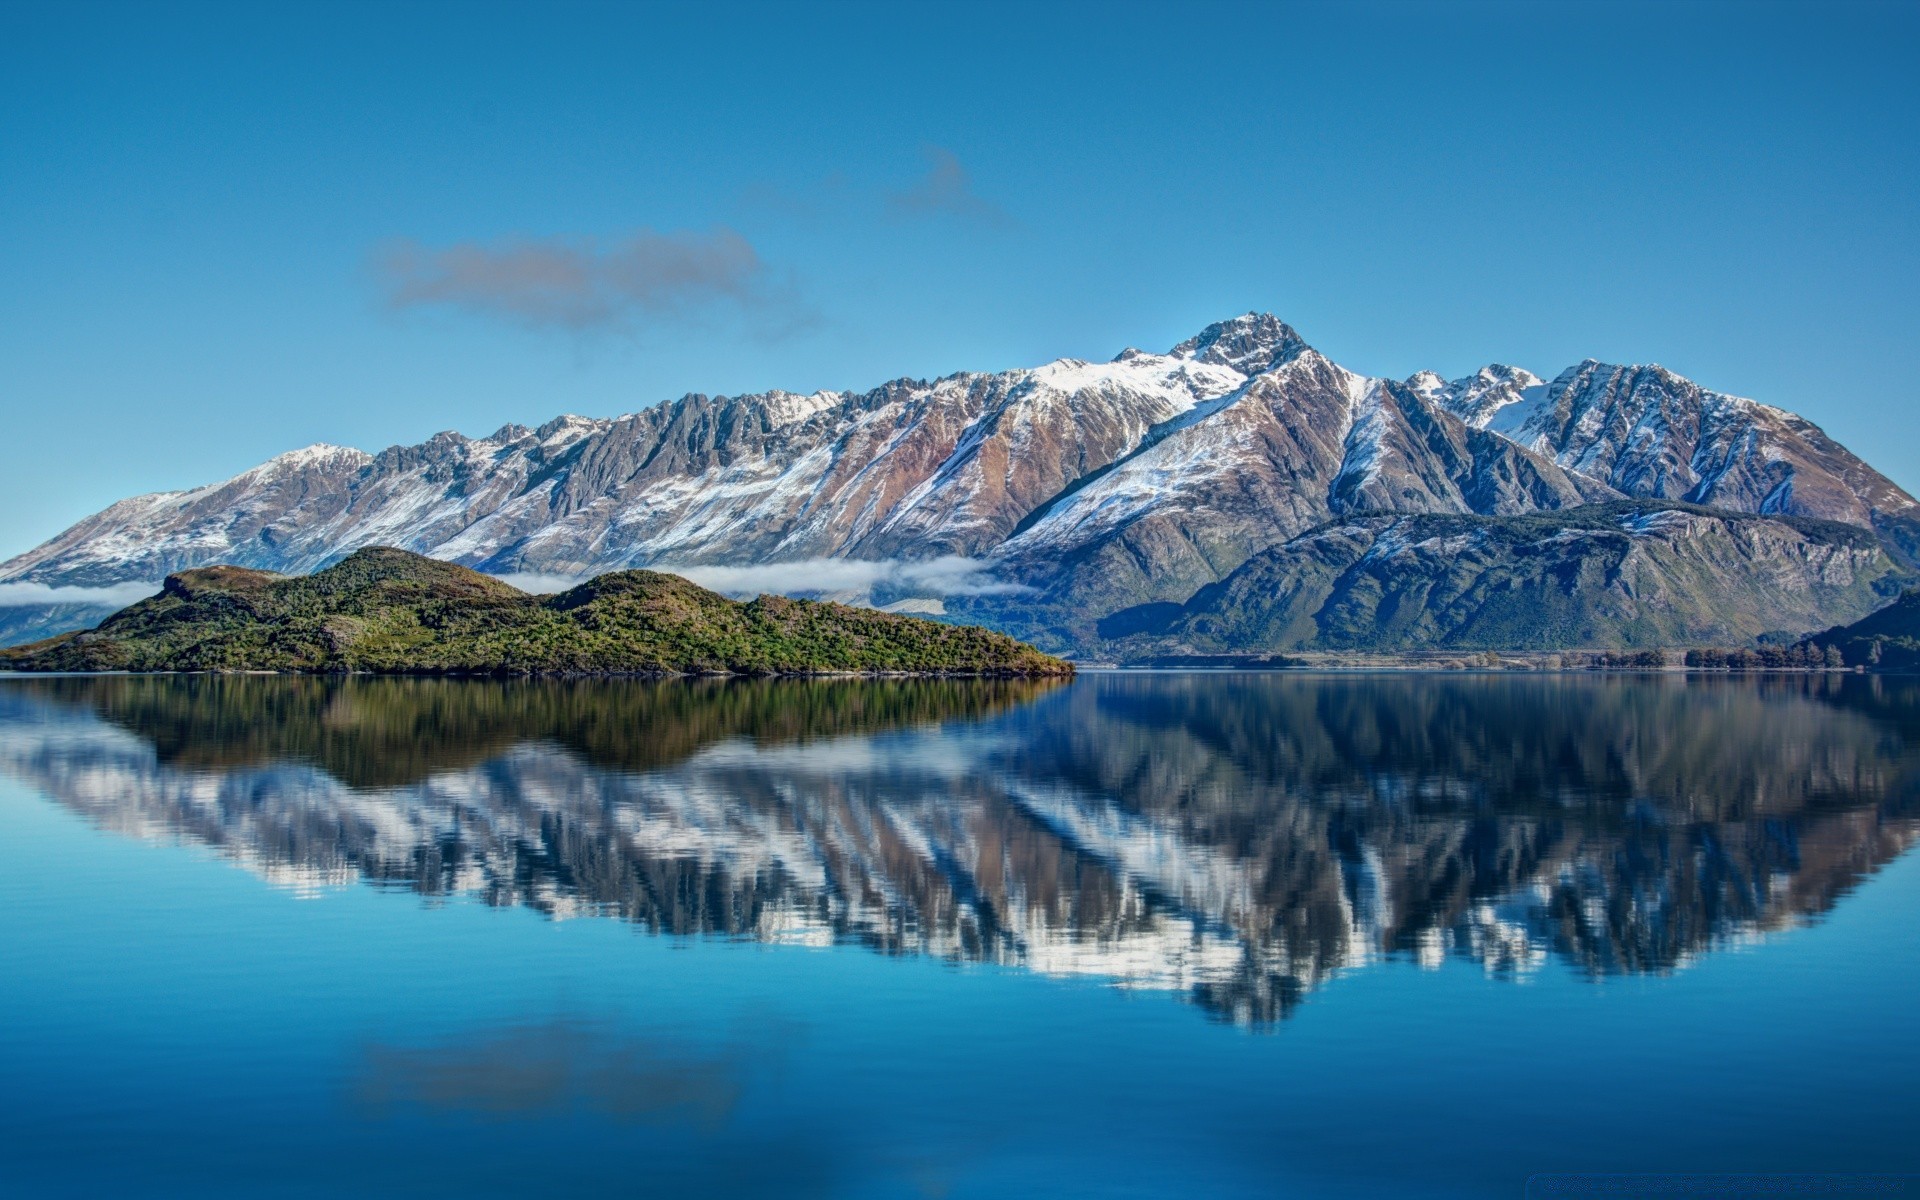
xmin=5 ymin=314 xmax=1916 ymax=655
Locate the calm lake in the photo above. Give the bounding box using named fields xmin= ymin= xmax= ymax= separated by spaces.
xmin=1 ymin=671 xmax=1916 ymax=1198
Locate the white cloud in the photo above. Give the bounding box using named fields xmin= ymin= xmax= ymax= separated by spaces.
xmin=655 ymin=556 xmax=1029 ymax=600
xmin=488 ymin=572 xmax=585 ymax=595
xmin=0 ymin=581 xmax=161 ymax=608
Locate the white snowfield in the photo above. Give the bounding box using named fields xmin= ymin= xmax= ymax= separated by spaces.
xmin=3 ymin=313 xmax=1914 ymax=605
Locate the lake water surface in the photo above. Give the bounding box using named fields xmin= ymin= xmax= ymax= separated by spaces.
xmin=1 ymin=671 xmax=1917 ymax=1198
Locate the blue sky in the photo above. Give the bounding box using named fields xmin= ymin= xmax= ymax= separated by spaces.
xmin=3 ymin=0 xmax=1917 ymax=556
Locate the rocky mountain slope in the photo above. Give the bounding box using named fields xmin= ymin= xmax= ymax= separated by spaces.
xmin=4 ymin=314 xmax=1915 ymax=653
xmin=1 ymin=547 xmax=1069 ymax=676
xmin=1102 ymin=501 xmax=1907 ymax=657
xmin=1415 ymin=360 xmax=1920 ymax=564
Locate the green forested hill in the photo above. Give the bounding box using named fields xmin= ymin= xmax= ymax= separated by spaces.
xmin=0 ymin=548 xmax=1072 ymax=677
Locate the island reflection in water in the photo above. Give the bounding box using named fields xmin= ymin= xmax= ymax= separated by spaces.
xmin=1 ymin=671 xmax=1916 ymax=1025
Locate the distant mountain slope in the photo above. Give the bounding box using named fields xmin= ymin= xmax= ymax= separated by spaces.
xmin=0 ymin=548 xmax=1070 ymax=676
xmin=0 ymin=602 xmax=125 ymax=648
xmin=1805 ymin=588 xmax=1920 ymax=670
xmin=4 ymin=314 xmax=1915 ymax=653
xmin=1102 ymin=502 xmax=1906 ymax=657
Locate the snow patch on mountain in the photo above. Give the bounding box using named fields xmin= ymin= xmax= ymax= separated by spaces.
xmin=999 ymin=350 xmax=1369 ymax=555
xmin=1032 ymin=351 xmax=1246 ymax=403
xmin=1332 ymin=380 xmax=1392 ymax=497
xmin=243 ymin=443 xmax=375 ymax=477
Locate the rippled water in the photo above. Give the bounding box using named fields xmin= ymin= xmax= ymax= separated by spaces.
xmin=2 ymin=671 xmax=1917 ymax=1197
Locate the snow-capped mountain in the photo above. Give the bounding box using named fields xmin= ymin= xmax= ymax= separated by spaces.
xmin=3 ymin=313 xmax=1915 ymax=651
xmin=1421 ymin=358 xmax=1920 ymax=562
xmin=987 ymin=341 xmax=1613 ymax=620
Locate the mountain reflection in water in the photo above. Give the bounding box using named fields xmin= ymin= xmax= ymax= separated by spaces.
xmin=1 ymin=671 xmax=1916 ymax=1025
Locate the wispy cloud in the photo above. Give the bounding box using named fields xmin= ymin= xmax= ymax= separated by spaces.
xmin=376 ymin=226 xmax=812 ymax=334
xmin=661 ymin=556 xmax=1028 ymax=599
xmin=886 ymin=146 xmax=1012 ymax=226
xmin=0 ymin=581 xmax=160 ymax=608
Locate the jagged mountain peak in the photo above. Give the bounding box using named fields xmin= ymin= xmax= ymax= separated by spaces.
xmin=533 ymin=414 xmax=610 ymax=446
xmin=1405 ymin=364 xmax=1540 ymax=404
xmin=1415 ymin=363 xmax=1547 ymax=429
xmin=751 ymin=388 xmax=843 ymax=427
xmin=1169 ymin=312 xmax=1308 ymax=374
xmin=1472 ymin=363 xmax=1542 ymax=388
xmin=1550 ymin=358 xmax=1690 ymax=390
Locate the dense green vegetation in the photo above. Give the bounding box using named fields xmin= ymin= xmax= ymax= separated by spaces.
xmin=0 ymin=548 xmax=1072 ymax=677
xmin=11 ymin=673 xmax=1065 ymax=787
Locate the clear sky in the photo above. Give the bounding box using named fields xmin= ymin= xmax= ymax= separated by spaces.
xmin=3 ymin=0 xmax=1917 ymax=557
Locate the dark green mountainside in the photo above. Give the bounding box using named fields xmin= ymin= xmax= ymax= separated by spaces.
xmin=1099 ymin=501 xmax=1911 ymax=658
xmin=0 ymin=548 xmax=1071 ymax=677
xmin=1805 ymin=588 xmax=1920 ymax=670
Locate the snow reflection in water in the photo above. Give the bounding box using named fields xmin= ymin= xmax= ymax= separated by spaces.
xmin=1 ymin=671 xmax=1916 ymax=1025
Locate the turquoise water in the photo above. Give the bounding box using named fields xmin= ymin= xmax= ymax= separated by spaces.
xmin=0 ymin=672 xmax=1916 ymax=1198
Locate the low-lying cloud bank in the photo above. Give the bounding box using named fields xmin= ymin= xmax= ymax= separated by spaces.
xmin=666 ymin=556 xmax=1028 ymax=599
xmin=1 ymin=561 xmax=1021 ymax=611
xmin=491 ymin=558 xmax=1026 ymax=602
xmin=0 ymin=581 xmax=161 ymax=608
xmin=490 ymin=572 xmax=587 ymax=595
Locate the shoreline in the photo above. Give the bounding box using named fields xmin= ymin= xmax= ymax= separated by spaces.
xmin=5 ymin=663 xmax=1912 ymax=680
xmin=1071 ymin=650 xmax=1883 ymax=674
xmin=0 ymin=666 xmax=1074 ymax=680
